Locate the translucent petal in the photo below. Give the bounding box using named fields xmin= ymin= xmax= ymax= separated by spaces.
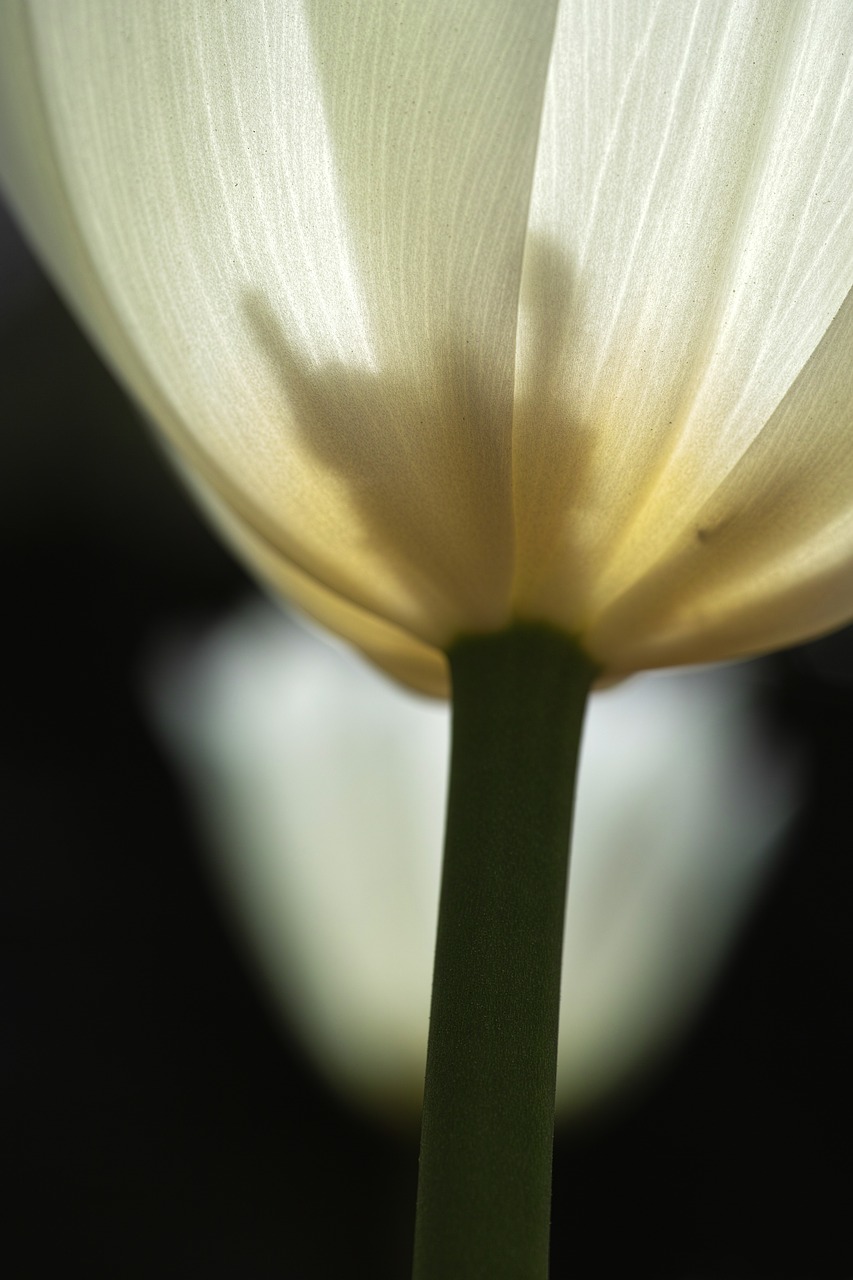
xmin=177 ymin=452 xmax=449 ymax=697
xmin=0 ymin=0 xmax=557 ymax=649
xmin=513 ymin=0 xmax=853 ymax=655
xmin=589 ymin=281 xmax=853 ymax=671
xmin=0 ymin=2 xmax=188 ymax=446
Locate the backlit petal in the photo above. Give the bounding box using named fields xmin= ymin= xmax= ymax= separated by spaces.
xmin=178 ymin=453 xmax=449 ymax=696
xmin=0 ymin=0 xmax=557 ymax=653
xmin=590 ymin=281 xmax=853 ymax=671
xmin=513 ymin=0 xmax=853 ymax=663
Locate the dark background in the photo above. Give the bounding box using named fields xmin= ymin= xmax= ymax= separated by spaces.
xmin=2 ymin=201 xmax=852 ymax=1279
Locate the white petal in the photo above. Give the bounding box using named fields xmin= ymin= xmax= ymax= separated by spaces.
xmin=177 ymin=450 xmax=449 ymax=697
xmin=512 ymin=0 xmax=853 ymax=649
xmin=0 ymin=3 xmax=188 ymax=447
xmin=589 ymin=281 xmax=853 ymax=671
xmin=147 ymin=603 xmax=798 ymax=1117
xmin=0 ymin=0 xmax=557 ymax=650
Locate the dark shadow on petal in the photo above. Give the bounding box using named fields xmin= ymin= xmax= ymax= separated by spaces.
xmin=241 ymin=294 xmax=513 ymax=626
xmin=241 ymin=235 xmax=595 ymax=631
xmin=511 ymin=236 xmax=596 ymax=613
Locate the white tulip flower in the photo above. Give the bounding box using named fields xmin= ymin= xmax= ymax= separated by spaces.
xmin=1 ymin=4 xmax=852 ymax=687
xmin=2 ymin=5 xmax=849 ymax=1275
xmin=149 ymin=603 xmax=797 ymax=1120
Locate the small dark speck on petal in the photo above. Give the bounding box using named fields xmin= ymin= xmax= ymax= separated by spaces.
xmin=697 ymin=515 xmax=732 ymax=545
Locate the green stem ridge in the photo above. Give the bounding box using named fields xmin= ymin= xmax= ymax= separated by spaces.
xmin=412 ymin=624 xmax=596 ymax=1280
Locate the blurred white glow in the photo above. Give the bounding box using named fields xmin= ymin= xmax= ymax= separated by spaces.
xmin=147 ymin=601 xmax=798 ymax=1119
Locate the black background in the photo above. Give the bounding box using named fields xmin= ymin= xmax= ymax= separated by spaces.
xmin=2 ymin=203 xmax=852 ymax=1278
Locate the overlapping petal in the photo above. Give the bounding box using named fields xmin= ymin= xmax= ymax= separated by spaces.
xmin=0 ymin=0 xmax=557 ymax=653
xmin=514 ymin=0 xmax=853 ymax=668
xmin=177 ymin=451 xmax=449 ymax=696
xmin=2 ymin=1 xmax=853 ymax=681
xmin=590 ymin=283 xmax=853 ymax=670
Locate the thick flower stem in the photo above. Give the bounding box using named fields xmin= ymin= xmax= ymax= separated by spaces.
xmin=412 ymin=624 xmax=596 ymax=1280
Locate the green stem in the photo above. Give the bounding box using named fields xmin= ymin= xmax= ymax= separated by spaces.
xmin=412 ymin=624 xmax=595 ymax=1280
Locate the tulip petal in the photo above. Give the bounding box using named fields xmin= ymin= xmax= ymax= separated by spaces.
xmin=177 ymin=451 xmax=450 ymax=697
xmin=0 ymin=3 xmax=190 ymax=451
xmin=589 ymin=280 xmax=853 ymax=671
xmin=0 ymin=0 xmax=558 ymax=650
xmin=513 ymin=0 xmax=853 ymax=651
